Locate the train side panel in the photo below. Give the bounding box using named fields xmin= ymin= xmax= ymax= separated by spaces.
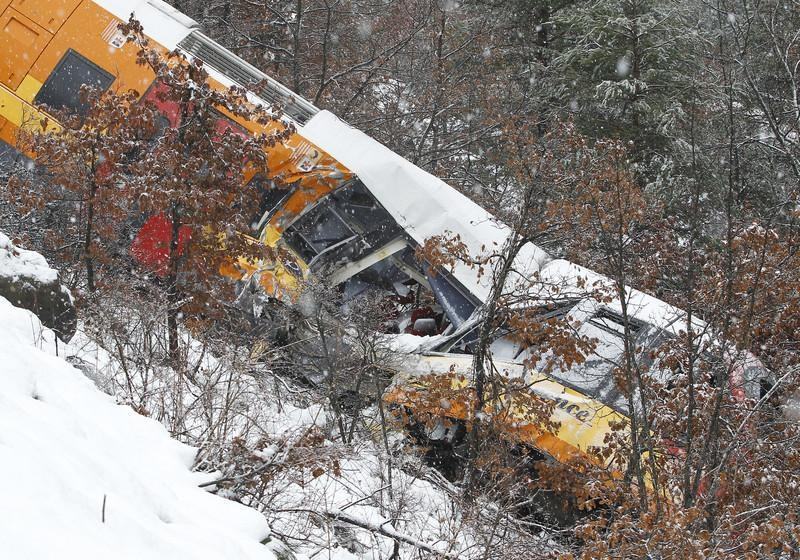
xmin=0 ymin=0 xmax=353 ymax=297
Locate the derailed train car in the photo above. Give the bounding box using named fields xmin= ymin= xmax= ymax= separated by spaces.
xmin=0 ymin=0 xmax=772 ymax=480
xmin=296 ymin=114 xmax=771 ymax=472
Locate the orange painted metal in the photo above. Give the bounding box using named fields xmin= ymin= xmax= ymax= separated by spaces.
xmin=0 ymin=0 xmax=353 ymax=295
xmin=27 ymin=2 xmax=150 ymax=93
xmin=12 ymin=0 xmax=82 ymax=34
xmin=0 ymin=8 xmax=51 ymax=89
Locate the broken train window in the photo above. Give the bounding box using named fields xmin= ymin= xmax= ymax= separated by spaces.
xmin=281 ymin=180 xmax=487 ymax=338
xmin=480 ymin=299 xmax=582 ymax=362
xmin=283 ymin=180 xmax=403 ymax=269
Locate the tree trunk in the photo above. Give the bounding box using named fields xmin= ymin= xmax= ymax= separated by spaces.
xmin=462 ymin=232 xmax=524 ymax=493
xmin=167 ymin=202 xmax=182 ymax=370
xmin=84 ymin=184 xmax=97 ymax=293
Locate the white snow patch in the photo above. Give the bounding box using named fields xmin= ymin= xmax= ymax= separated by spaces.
xmin=386 ymin=332 xmax=444 ymax=353
xmin=0 ymin=295 xmax=274 ymax=560
xmin=0 ymin=232 xmax=58 ymax=284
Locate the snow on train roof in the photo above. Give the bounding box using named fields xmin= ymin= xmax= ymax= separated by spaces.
xmin=538 ymin=259 xmax=703 ymax=337
xmin=301 ymin=110 xmax=551 ymax=303
xmin=93 ymin=0 xmax=198 ymax=50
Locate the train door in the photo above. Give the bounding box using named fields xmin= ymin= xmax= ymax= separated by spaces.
xmin=10 ymin=0 xmax=82 ymax=34
xmin=0 ymin=7 xmax=51 ymax=89
xmin=130 ymin=80 xmax=258 ymax=276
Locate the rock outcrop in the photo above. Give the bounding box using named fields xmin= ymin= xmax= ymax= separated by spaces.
xmin=0 ymin=232 xmax=76 ymax=341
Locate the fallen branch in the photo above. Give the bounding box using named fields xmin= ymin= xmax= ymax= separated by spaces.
xmin=276 ymin=508 xmax=457 ymax=558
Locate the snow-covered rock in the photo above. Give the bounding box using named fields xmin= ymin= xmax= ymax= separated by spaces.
xmin=0 ymin=294 xmax=275 ymax=560
xmin=0 ymin=232 xmax=76 ymax=340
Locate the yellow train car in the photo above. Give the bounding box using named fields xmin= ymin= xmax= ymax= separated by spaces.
xmin=0 ymin=0 xmax=352 ymax=295
xmin=383 ymin=352 xmax=629 ymax=470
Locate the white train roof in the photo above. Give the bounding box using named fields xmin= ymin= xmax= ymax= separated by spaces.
xmin=301 ymin=110 xmax=551 ymax=304
xmin=302 ymin=112 xmax=713 ymax=338
xmin=537 ymin=259 xmax=704 ymax=336
xmin=93 ymin=0 xmax=198 ymax=50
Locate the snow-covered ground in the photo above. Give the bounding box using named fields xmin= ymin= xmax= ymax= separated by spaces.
xmin=66 ymin=319 xmax=555 ymax=559
xmin=0 ymin=295 xmax=277 ymax=559
xmin=0 ymin=235 xmax=277 ymax=559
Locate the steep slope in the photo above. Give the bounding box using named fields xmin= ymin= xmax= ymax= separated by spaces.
xmin=0 ymin=295 xmax=274 ymax=559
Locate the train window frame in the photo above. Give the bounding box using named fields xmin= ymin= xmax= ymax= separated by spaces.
xmin=286 ymin=201 xmax=357 ymax=259
xmin=34 ymin=49 xmax=115 ymax=115
xmin=506 ymin=299 xmax=582 ymax=360
xmin=283 ymin=225 xmax=317 ymax=263
xmin=588 ymin=307 xmax=645 ymax=338
xmin=425 ymin=269 xmax=478 ymax=328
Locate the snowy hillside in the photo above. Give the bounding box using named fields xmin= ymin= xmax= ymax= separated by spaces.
xmin=0 ymin=295 xmax=275 ymax=559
